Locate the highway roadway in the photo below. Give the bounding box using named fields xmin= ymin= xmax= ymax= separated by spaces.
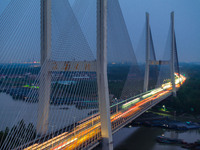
xmin=25 ymin=74 xmax=186 ymax=150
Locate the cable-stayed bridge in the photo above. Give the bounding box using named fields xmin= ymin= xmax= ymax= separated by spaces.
xmin=0 ymin=0 xmax=186 ymax=150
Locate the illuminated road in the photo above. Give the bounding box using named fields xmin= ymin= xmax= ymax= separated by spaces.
xmin=25 ymin=74 xmax=186 ymax=150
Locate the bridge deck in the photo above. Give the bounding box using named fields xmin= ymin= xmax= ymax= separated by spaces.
xmin=23 ymin=75 xmax=186 ymax=150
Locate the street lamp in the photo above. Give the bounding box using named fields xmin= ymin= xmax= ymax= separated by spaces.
xmin=163 ymin=105 xmax=166 ymax=111
xmin=115 ymin=98 xmax=118 ymax=113
xmin=73 ymin=116 xmax=76 ymax=138
xmin=92 ymin=109 xmax=94 ymax=126
xmin=49 ymin=124 xmax=55 ymax=149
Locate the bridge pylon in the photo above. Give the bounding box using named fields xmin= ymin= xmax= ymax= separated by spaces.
xmin=170 ymin=11 xmax=177 ymax=96
xmin=143 ymin=12 xmax=178 ymax=97
xmin=37 ymin=0 xmax=52 ymax=136
xmin=37 ymin=0 xmax=113 ymax=148
xmin=97 ymin=0 xmax=113 ymax=149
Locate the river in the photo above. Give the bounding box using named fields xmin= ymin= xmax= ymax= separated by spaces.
xmin=0 ymin=93 xmax=92 ymax=132
xmin=1 ymin=93 xmax=200 ymax=149
xmin=114 ymin=123 xmax=200 ymax=150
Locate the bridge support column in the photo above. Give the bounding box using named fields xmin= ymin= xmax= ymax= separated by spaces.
xmin=37 ymin=0 xmax=52 ymax=136
xmin=144 ymin=13 xmax=150 ymax=92
xmin=170 ymin=12 xmax=176 ymax=97
xmin=97 ymin=0 xmax=113 ymax=150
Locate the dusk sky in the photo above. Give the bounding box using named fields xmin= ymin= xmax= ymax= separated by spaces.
xmin=0 ymin=0 xmax=200 ymax=62
xmin=119 ymin=0 xmax=200 ymax=62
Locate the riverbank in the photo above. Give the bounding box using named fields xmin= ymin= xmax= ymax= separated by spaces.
xmin=131 ymin=112 xmax=200 ymax=131
xmin=115 ymin=111 xmax=200 ymax=150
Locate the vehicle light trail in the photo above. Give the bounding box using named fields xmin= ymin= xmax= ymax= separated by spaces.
xmin=25 ymin=74 xmax=186 ymax=150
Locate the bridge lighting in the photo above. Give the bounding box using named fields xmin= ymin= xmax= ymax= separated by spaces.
xmin=54 ymin=138 xmax=78 ymax=150
xmin=122 ymin=98 xmax=140 ymax=109
xmin=24 ymin=73 xmax=186 ymax=150
xmin=115 ymin=98 xmax=119 ymax=113
xmin=162 ymin=105 xmax=166 ymax=111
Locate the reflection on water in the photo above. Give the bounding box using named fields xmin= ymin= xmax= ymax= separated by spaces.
xmin=114 ymin=127 xmax=200 ymax=150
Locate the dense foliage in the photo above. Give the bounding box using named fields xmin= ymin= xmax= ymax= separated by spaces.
xmin=0 ymin=120 xmax=36 ymax=149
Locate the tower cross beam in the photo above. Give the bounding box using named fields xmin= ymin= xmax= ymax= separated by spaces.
xmin=143 ymin=12 xmax=178 ymax=96
xmin=49 ymin=60 xmax=97 ymax=72
xmin=149 ymin=60 xmax=170 ymax=65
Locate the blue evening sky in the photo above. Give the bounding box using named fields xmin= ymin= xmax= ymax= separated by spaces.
xmin=0 ymin=0 xmax=199 ymax=62
xmin=119 ymin=0 xmax=200 ymax=62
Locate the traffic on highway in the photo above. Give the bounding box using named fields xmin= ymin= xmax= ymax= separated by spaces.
xmin=25 ymin=74 xmax=186 ymax=150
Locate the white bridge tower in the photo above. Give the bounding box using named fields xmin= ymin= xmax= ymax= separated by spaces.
xmin=144 ymin=12 xmax=177 ymax=97
xmin=37 ymin=0 xmax=113 ymax=149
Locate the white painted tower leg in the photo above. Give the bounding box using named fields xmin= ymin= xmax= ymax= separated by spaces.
xmin=144 ymin=12 xmax=150 ymax=92
xmin=170 ymin=12 xmax=176 ymax=97
xmin=97 ymin=0 xmax=113 ymax=149
xmin=37 ymin=0 xmax=52 ymax=136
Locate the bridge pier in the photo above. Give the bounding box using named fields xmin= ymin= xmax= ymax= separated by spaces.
xmin=97 ymin=0 xmax=113 ymax=150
